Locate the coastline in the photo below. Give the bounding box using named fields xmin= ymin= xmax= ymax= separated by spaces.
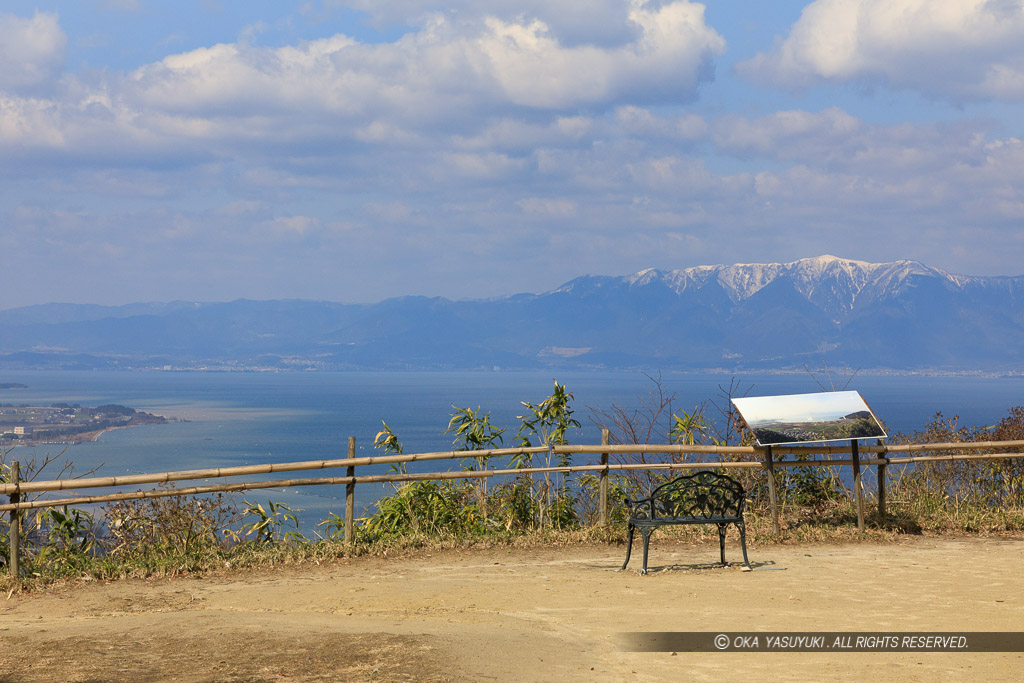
xmin=2 ymin=412 xmax=169 ymax=447
xmin=35 ymin=424 xmax=131 ymax=445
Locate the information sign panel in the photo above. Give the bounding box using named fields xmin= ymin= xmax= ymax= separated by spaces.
xmin=732 ymin=391 xmax=886 ymax=446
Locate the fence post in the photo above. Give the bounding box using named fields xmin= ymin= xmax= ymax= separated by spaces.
xmin=876 ymin=438 xmax=887 ymax=519
xmin=9 ymin=460 xmax=19 ymax=578
xmin=599 ymin=429 xmax=609 ymax=527
xmin=851 ymin=439 xmax=865 ymax=532
xmin=764 ymin=446 xmax=780 ymax=535
xmin=345 ymin=437 xmax=355 ymax=545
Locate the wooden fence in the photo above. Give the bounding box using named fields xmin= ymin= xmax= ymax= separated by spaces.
xmin=4 ymin=433 xmax=1024 ymax=576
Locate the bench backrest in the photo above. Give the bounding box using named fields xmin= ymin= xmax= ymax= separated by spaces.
xmin=646 ymin=471 xmax=745 ymax=520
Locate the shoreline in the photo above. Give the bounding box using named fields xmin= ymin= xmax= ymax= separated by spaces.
xmin=2 ymin=413 xmax=169 ymax=448
xmin=10 ymin=424 xmax=132 ymax=447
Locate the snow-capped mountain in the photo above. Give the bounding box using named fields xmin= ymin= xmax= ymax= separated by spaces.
xmin=540 ymin=255 xmax=1023 ymax=369
xmin=561 ymin=256 xmax=976 ymax=316
xmin=0 ymin=256 xmax=1021 ymax=371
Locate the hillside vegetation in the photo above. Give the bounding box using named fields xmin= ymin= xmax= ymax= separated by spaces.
xmin=2 ymin=381 xmax=1022 ymax=590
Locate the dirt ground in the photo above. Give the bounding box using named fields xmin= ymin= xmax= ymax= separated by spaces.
xmin=1 ymin=535 xmax=1022 ymax=682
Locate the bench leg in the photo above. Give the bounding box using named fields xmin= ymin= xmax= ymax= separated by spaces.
xmin=717 ymin=523 xmax=727 ymax=564
xmin=640 ymin=527 xmax=654 ymax=575
xmin=620 ymin=524 xmax=635 ymax=571
xmin=736 ymin=520 xmax=752 ymax=570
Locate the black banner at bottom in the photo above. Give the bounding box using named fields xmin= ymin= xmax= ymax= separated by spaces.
xmin=619 ymin=632 xmax=1024 ymax=653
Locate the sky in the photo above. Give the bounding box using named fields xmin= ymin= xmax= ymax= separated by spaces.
xmin=733 ymin=390 xmax=874 ymax=424
xmin=2 ymin=0 xmax=1024 ymax=308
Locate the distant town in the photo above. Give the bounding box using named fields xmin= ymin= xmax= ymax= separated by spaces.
xmin=0 ymin=402 xmax=167 ymax=445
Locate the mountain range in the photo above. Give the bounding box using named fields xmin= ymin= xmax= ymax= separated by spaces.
xmin=1 ymin=256 xmax=1022 ymax=372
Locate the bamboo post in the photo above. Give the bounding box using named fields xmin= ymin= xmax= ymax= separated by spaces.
xmin=345 ymin=437 xmax=355 ymax=545
xmin=599 ymin=429 xmax=609 ymax=527
xmin=9 ymin=460 xmax=19 ymax=578
xmin=479 ymin=453 xmax=488 ymax=523
xmin=851 ymin=439 xmax=865 ymax=532
xmin=764 ymin=446 xmax=780 ymax=535
xmin=876 ymin=438 xmax=887 ymax=520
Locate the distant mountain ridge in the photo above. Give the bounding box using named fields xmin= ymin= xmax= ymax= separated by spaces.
xmin=1 ymin=256 xmax=1021 ymax=372
xmin=560 ymin=256 xmax=988 ymax=314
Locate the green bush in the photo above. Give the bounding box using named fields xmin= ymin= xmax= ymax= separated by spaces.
xmin=364 ymin=480 xmax=482 ymax=538
xmin=487 ymin=479 xmax=539 ymax=532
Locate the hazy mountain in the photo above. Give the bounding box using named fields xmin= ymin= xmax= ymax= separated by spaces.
xmin=1 ymin=256 xmax=1021 ymax=372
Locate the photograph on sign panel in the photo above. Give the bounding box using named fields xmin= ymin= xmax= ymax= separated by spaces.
xmin=732 ymin=391 xmax=886 ymax=446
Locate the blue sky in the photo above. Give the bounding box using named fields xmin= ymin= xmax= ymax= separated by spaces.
xmin=2 ymin=0 xmax=1023 ymax=307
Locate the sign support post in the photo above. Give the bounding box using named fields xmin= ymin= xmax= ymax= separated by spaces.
xmin=876 ymin=438 xmax=887 ymax=519
xmin=599 ymin=429 xmax=609 ymax=527
xmin=764 ymin=446 xmax=780 ymax=535
xmin=850 ymin=439 xmax=865 ymax=532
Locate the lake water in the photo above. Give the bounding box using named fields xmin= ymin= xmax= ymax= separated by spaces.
xmin=3 ymin=370 xmax=1022 ymax=532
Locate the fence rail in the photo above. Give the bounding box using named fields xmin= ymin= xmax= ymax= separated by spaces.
xmin=4 ymin=435 xmax=1024 ymax=577
xmin=7 ymin=439 xmax=1024 ymax=497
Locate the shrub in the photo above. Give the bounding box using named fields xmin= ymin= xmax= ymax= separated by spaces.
xmin=363 ymin=480 xmax=482 ymax=538
xmin=101 ymin=486 xmax=240 ymax=572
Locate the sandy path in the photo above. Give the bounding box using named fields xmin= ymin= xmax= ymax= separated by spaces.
xmin=1 ymin=535 xmax=1022 ymax=681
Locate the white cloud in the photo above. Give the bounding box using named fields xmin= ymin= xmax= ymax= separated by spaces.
xmin=0 ymin=3 xmax=723 ymax=166
xmin=474 ymin=3 xmax=724 ymax=108
xmin=615 ymin=105 xmax=708 ymax=142
xmin=737 ymin=0 xmax=1024 ymax=101
xmin=4 ymin=106 xmax=1023 ymax=303
xmin=711 ymin=107 xmax=993 ymax=178
xmin=123 ymin=2 xmax=722 ymax=117
xmin=737 ymin=124 xmax=1024 ymax=233
xmin=339 ymin=0 xmax=655 ymax=47
xmin=2 ymin=5 xmax=1024 ymax=303
xmin=0 ymin=12 xmax=66 ymax=92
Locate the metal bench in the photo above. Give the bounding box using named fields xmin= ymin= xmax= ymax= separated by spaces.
xmin=620 ymin=470 xmax=752 ymax=575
